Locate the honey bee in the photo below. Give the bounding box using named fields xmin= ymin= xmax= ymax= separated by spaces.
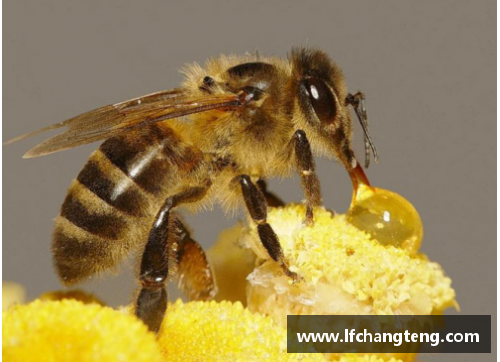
xmin=5 ymin=47 xmax=378 ymax=332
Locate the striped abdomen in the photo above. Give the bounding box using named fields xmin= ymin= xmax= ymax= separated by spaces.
xmin=52 ymin=124 xmax=203 ymax=285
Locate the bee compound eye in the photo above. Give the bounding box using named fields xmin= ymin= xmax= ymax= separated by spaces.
xmin=302 ymin=77 xmax=337 ymax=125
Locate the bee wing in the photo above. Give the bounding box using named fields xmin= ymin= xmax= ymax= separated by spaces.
xmin=5 ymin=89 xmax=241 ymax=158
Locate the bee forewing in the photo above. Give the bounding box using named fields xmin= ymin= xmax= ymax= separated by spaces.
xmin=4 ymin=89 xmax=241 ymax=158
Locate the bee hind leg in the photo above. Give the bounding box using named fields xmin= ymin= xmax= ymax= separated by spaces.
xmin=256 ymin=179 xmax=285 ymax=207
xmin=237 ymin=175 xmax=301 ymax=282
xmin=135 ymin=185 xmax=210 ymax=333
xmin=174 ymin=219 xmax=217 ymax=301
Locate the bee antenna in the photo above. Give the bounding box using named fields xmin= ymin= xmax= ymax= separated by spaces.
xmin=346 ymin=92 xmax=379 ymax=168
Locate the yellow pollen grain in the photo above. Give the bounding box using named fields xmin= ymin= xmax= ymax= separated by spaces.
xmin=156 ymin=299 xmax=324 ymax=362
xmin=2 ymin=299 xmax=162 ymax=362
xmin=244 ymin=204 xmax=457 ymax=316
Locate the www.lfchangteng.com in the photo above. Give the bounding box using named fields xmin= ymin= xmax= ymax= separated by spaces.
xmin=296 ymin=329 xmax=480 ymax=347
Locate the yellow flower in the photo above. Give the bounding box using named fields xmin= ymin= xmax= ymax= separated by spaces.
xmin=156 ymin=299 xmax=323 ymax=362
xmin=2 ymin=299 xmax=162 ymax=362
xmin=3 ymin=294 xmax=410 ymax=362
xmin=222 ymin=205 xmax=458 ymax=321
xmin=4 ymin=288 xmax=408 ymax=362
xmin=3 ymin=201 xmax=456 ymax=362
xmin=209 ymin=204 xmax=457 ymax=362
xmin=38 ymin=289 xmax=105 ymax=306
xmin=207 ymin=223 xmax=256 ymax=305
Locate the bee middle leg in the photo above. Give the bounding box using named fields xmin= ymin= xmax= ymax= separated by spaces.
xmin=237 ymin=175 xmax=300 ymax=281
xmin=135 ymin=185 xmax=209 ymax=333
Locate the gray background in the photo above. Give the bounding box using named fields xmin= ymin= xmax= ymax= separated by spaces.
xmin=4 ymin=1 xmax=495 ymax=360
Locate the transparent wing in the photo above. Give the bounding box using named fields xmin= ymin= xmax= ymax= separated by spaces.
xmin=5 ymin=88 xmax=241 ymax=158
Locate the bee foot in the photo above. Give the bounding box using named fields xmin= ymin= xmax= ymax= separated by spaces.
xmin=289 ymin=272 xmax=305 ymax=284
xmin=303 ymin=217 xmax=315 ymax=227
xmin=282 ymin=265 xmax=304 ymax=283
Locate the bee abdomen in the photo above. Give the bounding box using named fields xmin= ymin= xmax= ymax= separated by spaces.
xmin=53 ymin=179 xmax=134 ymax=285
xmin=99 ymin=127 xmax=178 ymax=195
xmin=60 ymin=193 xmax=125 ymax=239
xmin=76 ymin=158 xmax=147 ymax=217
xmin=52 ymin=124 xmax=202 ymax=285
xmin=52 ymin=142 xmax=155 ymax=284
xmin=52 ymin=216 xmax=129 ymax=285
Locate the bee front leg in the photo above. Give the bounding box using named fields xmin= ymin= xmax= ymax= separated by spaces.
xmin=237 ymin=175 xmax=300 ymax=282
xmin=135 ymin=185 xmax=210 ymax=333
xmin=292 ymin=130 xmax=321 ymax=225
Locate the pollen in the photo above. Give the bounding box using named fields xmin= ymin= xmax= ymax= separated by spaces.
xmin=215 ymin=204 xmax=457 ymax=323
xmin=2 ymin=299 xmax=162 ymax=362
xmin=156 ymin=299 xmax=323 ymax=362
xmin=38 ymin=289 xmax=106 ymax=306
xmin=204 ymin=204 xmax=456 ymax=362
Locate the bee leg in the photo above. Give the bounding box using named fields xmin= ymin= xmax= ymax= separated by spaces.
xmin=292 ymin=130 xmax=321 ymax=225
xmin=174 ymin=219 xmax=217 ymax=301
xmin=135 ymin=185 xmax=209 ymax=333
xmin=238 ymin=175 xmax=300 ymax=282
xmin=256 ymin=179 xmax=285 ymax=207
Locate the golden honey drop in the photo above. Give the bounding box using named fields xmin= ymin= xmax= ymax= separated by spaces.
xmin=346 ymin=163 xmax=423 ymax=254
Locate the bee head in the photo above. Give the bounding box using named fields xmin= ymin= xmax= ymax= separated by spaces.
xmin=290 ymin=47 xmax=378 ymax=170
